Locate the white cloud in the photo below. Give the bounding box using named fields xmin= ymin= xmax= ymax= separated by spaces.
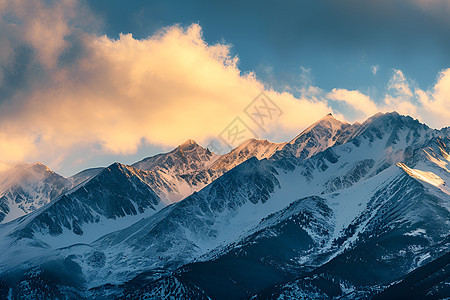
xmin=0 ymin=4 xmax=333 ymax=166
xmin=416 ymin=68 xmax=450 ymax=128
xmin=0 ymin=0 xmax=448 ymax=172
xmin=387 ymin=69 xmax=413 ymax=98
xmin=327 ymin=88 xmax=379 ymax=121
xmin=371 ymin=65 xmax=379 ymax=75
xmin=328 ymin=68 xmax=450 ymax=128
xmin=383 ymin=69 xmax=419 ymax=117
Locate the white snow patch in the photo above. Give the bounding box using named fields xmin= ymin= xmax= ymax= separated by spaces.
xmin=397 ymin=163 xmax=450 ymax=195
xmin=404 ymin=228 xmax=426 ymax=237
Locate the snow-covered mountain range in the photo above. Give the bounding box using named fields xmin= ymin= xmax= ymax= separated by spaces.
xmin=0 ymin=112 xmax=448 ymax=299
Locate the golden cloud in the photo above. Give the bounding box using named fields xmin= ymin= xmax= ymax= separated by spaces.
xmin=417 ymin=68 xmax=450 ymax=128
xmin=0 ymin=0 xmax=448 ymax=170
xmin=0 ymin=16 xmax=332 ymax=164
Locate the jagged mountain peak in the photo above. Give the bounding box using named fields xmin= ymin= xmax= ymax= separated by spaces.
xmin=94 ymin=162 xmax=153 ymax=184
xmin=361 ymin=111 xmax=424 ymax=129
xmin=29 ymin=162 xmax=53 ymax=173
xmin=0 ymin=163 xmax=69 ymax=224
xmin=270 ymin=113 xmax=357 ymax=161
xmin=97 ymin=162 xmax=126 ymax=176
xmin=234 ymin=138 xmax=285 ymax=153
xmin=351 ymin=112 xmax=432 ymax=149
xmin=132 ymin=139 xmax=219 ymax=174
xmin=210 ymin=138 xmax=285 ymax=171
xmin=31 ymin=162 xmax=47 ymax=167
xmin=0 ymin=162 xmax=64 ymax=186
xmin=106 ymin=161 xmax=131 ymax=171
xmin=237 ymin=138 xmax=284 ymax=148
xmin=319 ymin=112 xmax=337 ymax=121
xmin=177 ymin=139 xmax=205 ymax=155
xmin=365 ymin=111 xmax=400 ymax=123
xmin=175 ymin=139 xmax=206 ymax=156
xmin=0 ymin=112 xmax=449 ymax=298
xmin=297 ymin=113 xmax=347 ymax=136
xmin=4 ymin=159 xmax=162 ymax=245
xmin=313 ymin=112 xmax=343 ymax=123
xmin=69 ymin=167 xmax=104 ymax=188
xmin=0 ymin=162 xmax=45 ymax=175
xmin=288 ymin=113 xmax=352 ymax=147
xmin=179 ymin=139 xmax=199 ymax=150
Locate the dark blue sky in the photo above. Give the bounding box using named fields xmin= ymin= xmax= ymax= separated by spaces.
xmin=89 ymin=0 xmax=449 ymax=96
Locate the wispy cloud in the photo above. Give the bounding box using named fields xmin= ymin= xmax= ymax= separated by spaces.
xmin=327 ymin=89 xmax=379 ymax=122
xmin=417 ymin=68 xmax=450 ymax=127
xmin=327 ymin=68 xmax=450 ymax=128
xmin=370 ymin=65 xmax=379 ymax=75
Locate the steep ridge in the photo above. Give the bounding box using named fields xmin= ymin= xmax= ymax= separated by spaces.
xmin=90 ymin=157 xmax=281 ymax=287
xmin=0 ymin=112 xmax=448 ymax=299
xmin=156 ymin=196 xmax=334 ymax=299
xmin=210 ymin=138 xmax=286 ymax=171
xmin=132 ymin=138 xmax=287 ymax=203
xmin=253 ymin=136 xmax=450 ymax=299
xmin=0 ymin=163 xmax=70 ymax=224
xmin=133 ymin=139 xmax=219 ymax=174
xmin=101 ymin=114 xmax=442 ymax=291
xmin=129 ymin=114 xmax=361 ymax=204
xmin=132 ymin=139 xmax=221 ymax=203
xmin=271 ymin=113 xmax=359 ymax=162
xmin=121 ymin=113 xmax=449 ymax=299
xmin=0 ymin=162 xmax=163 ymax=276
xmin=0 ymin=137 xmax=293 ymax=289
xmin=69 ymin=167 xmax=104 ymax=188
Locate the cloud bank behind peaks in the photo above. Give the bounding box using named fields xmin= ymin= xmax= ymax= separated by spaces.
xmin=0 ymin=0 xmax=448 ymax=172
xmin=0 ymin=3 xmax=331 ymax=166
xmin=325 ymin=68 xmax=450 ymax=127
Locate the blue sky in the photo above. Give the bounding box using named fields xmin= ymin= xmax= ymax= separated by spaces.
xmin=89 ymin=0 xmax=449 ymax=93
xmin=0 ymin=0 xmax=449 ymax=176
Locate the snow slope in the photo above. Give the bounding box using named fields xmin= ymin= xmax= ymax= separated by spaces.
xmin=121 ymin=113 xmax=449 ymax=299
xmin=0 ymin=163 xmax=70 ymax=224
xmin=132 ymin=138 xmax=289 ymax=204
xmin=0 ymin=112 xmax=448 ymax=299
xmin=272 ymin=113 xmax=360 ymax=162
xmin=0 ymin=162 xmax=165 ymax=275
xmin=87 ymin=114 xmax=446 ymax=290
